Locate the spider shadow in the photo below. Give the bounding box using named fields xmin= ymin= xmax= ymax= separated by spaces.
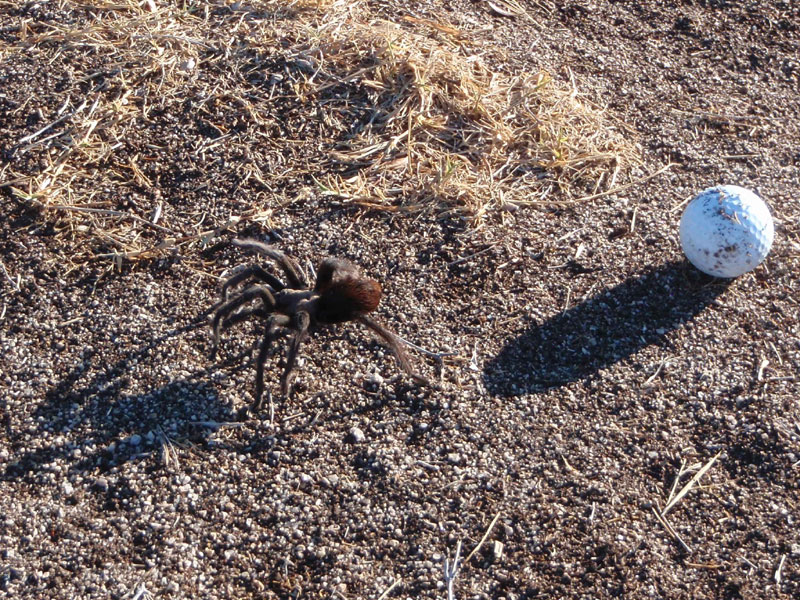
xmin=2 ymin=316 xmax=238 ymax=483
xmin=482 ymin=260 xmax=733 ymax=396
xmin=268 ymin=367 xmax=435 ymax=434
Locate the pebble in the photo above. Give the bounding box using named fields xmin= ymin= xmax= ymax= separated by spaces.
xmin=348 ymin=427 xmax=366 ymax=443
xmin=365 ymin=372 xmax=384 ymax=387
xmin=493 ymin=540 xmax=504 ymax=561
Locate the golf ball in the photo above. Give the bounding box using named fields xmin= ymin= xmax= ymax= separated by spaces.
xmin=679 ymin=185 xmax=774 ymax=278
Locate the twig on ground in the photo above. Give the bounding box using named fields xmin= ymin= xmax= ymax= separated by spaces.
xmin=415 ymin=460 xmax=440 ymax=472
xmin=267 ymin=390 xmax=275 ymax=427
xmin=651 ymin=504 xmax=692 ymax=553
xmin=0 ymin=259 xmax=21 ymax=292
xmin=447 ymin=245 xmax=497 ymax=267
xmin=17 ymin=99 xmax=88 ymax=145
xmin=50 ymin=204 xmax=179 ymax=235
xmin=129 ymin=582 xmax=152 ymax=600
xmin=775 ymin=554 xmax=786 ymax=585
xmin=444 ymin=540 xmax=462 ymax=600
xmin=685 ymin=561 xmax=724 ymax=569
xmin=157 ymin=427 xmax=181 ymax=468
xmin=395 ymin=334 xmax=460 ymax=384
xmin=662 ymin=452 xmax=721 ymax=516
xmin=394 ymin=334 xmax=458 ymax=362
xmin=756 ymin=357 xmax=769 ymax=381
xmin=190 ymin=421 xmax=245 ymax=429
xmin=375 ymin=577 xmax=401 ymax=600
xmin=464 ymin=512 xmax=501 ymax=563
xmin=568 ymin=162 xmax=673 ymax=204
xmin=643 ymin=359 xmax=669 ymax=387
xmin=739 ymin=554 xmax=758 ymax=576
xmin=559 ymin=452 xmax=581 ymax=475
xmin=665 ymin=458 xmax=689 ymax=507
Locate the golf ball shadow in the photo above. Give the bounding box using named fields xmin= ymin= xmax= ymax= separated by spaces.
xmin=482 ymin=259 xmax=732 ymax=397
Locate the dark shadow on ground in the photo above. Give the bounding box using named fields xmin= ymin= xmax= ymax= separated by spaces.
xmin=482 ymin=260 xmax=732 ymax=396
xmin=2 ymin=319 xmax=239 ymax=482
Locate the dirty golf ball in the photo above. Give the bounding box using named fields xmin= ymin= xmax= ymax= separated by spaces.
xmin=679 ymin=185 xmax=774 ymax=278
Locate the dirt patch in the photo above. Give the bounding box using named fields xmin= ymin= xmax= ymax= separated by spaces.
xmin=1 ymin=1 xmax=798 ymax=599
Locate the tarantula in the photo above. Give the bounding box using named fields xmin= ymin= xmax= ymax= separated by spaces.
xmin=210 ymin=239 xmax=428 ymax=412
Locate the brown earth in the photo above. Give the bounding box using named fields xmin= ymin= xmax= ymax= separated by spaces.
xmin=1 ymin=1 xmax=799 ymax=599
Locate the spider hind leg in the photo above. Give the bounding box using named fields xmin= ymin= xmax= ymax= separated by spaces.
xmin=279 ymin=311 xmax=311 ymax=397
xmin=252 ymin=314 xmax=292 ymax=411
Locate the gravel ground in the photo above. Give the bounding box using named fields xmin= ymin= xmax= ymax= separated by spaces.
xmin=1 ymin=1 xmax=799 ymax=599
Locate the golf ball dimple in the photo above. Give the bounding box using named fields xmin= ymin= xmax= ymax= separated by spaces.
xmin=679 ymin=185 xmax=774 ymax=278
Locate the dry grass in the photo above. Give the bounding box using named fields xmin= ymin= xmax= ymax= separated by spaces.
xmin=307 ymin=12 xmax=639 ymax=221
xmin=1 ymin=0 xmax=640 ymax=265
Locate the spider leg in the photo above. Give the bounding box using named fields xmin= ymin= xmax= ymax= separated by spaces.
xmin=222 ymin=307 xmax=270 ymax=330
xmin=232 ymin=239 xmax=308 ymax=289
xmin=210 ymin=285 xmax=277 ymax=358
xmin=356 ymin=315 xmax=429 ymax=385
xmin=280 ymin=311 xmax=311 ymax=396
xmin=252 ymin=314 xmax=292 ymax=412
xmin=221 ymin=265 xmax=285 ymax=300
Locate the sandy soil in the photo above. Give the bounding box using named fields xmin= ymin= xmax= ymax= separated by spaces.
xmin=1 ymin=1 xmax=798 ymax=599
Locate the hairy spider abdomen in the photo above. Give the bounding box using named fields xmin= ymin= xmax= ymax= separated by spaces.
xmin=317 ymin=277 xmax=382 ymax=323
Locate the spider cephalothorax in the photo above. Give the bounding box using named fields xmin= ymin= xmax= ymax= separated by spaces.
xmin=210 ymin=239 xmax=427 ymax=412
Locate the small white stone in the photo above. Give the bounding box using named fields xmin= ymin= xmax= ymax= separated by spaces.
xmin=348 ymin=427 xmax=366 ymax=443
xmin=493 ymin=540 xmax=504 ymax=561
xmin=366 ymin=372 xmax=384 ymax=386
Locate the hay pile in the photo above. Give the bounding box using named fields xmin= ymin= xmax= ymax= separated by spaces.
xmin=1 ymin=0 xmax=639 ymax=264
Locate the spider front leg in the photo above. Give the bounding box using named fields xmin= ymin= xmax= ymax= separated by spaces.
xmin=280 ymin=311 xmax=311 ymax=396
xmin=232 ymin=239 xmax=308 ymax=289
xmin=252 ymin=314 xmax=292 ymax=412
xmin=210 ymin=285 xmax=277 ymax=358
xmin=357 ymin=315 xmax=429 ymax=386
xmin=221 ymin=265 xmax=285 ymax=300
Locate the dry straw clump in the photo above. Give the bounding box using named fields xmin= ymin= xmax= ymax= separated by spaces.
xmin=3 ymin=0 xmax=230 ymax=266
xmin=307 ymin=12 xmax=640 ymax=220
xmin=1 ymin=0 xmax=639 ymax=265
